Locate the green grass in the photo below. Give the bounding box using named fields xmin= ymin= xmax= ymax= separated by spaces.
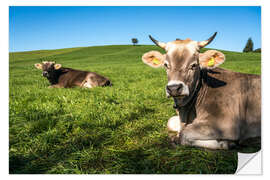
xmin=9 ymin=45 xmax=261 ymax=174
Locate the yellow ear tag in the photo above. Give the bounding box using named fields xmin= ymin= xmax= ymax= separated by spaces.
xmin=208 ymin=57 xmax=215 ymax=67
xmin=152 ymin=58 xmax=160 ymax=65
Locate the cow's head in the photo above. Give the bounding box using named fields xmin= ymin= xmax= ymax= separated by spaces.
xmin=142 ymin=32 xmax=225 ymax=102
xmin=34 ymin=61 xmax=62 ymax=78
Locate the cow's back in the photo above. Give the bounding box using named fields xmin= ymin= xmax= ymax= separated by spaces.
xmin=87 ymin=72 xmax=111 ymax=87
xmin=239 ymin=73 xmax=261 ymax=141
xmin=58 ymin=68 xmax=111 ymax=88
xmin=58 ymin=68 xmax=88 ymax=87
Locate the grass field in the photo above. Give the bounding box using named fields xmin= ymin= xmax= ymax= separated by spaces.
xmin=9 ymin=45 xmax=261 ymax=174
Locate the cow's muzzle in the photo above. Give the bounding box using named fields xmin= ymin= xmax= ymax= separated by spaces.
xmin=166 ymin=84 xmax=183 ymax=97
xmin=166 ymin=81 xmax=189 ymax=97
xmin=42 ymin=71 xmax=49 ymax=77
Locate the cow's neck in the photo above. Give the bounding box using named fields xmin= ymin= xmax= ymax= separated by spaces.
xmin=196 ymin=69 xmax=213 ymax=105
xmin=175 ymin=69 xmax=205 ymax=124
xmin=176 ymin=69 xmax=224 ymax=124
xmin=47 ymin=68 xmax=67 ymax=85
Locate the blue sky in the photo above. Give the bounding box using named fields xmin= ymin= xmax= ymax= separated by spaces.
xmin=9 ymin=6 xmax=261 ymax=52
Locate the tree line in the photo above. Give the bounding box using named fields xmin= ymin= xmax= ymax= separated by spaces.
xmin=243 ymin=38 xmax=261 ymax=53
xmin=131 ymin=37 xmax=261 ymax=53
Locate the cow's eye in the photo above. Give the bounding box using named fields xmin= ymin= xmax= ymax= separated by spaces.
xmin=164 ymin=62 xmax=170 ymax=69
xmin=190 ymin=63 xmax=197 ymax=70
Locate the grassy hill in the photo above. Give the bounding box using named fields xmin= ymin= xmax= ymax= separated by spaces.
xmin=9 ymin=45 xmax=261 ymax=174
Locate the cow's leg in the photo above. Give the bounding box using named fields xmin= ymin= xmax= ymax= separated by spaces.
xmin=48 ymin=84 xmax=62 ymax=88
xmin=167 ymin=116 xmax=187 ymax=145
xmin=81 ymin=77 xmax=94 ymax=88
xmin=185 ymin=139 xmax=235 ymax=150
xmin=167 ymin=116 xmax=182 ymax=134
xmin=179 ymin=122 xmax=235 ymax=150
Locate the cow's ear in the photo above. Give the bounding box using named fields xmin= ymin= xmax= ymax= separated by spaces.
xmin=34 ymin=63 xmax=43 ymax=70
xmin=54 ymin=64 xmax=62 ymax=70
xmin=199 ymin=50 xmax=225 ymax=69
xmin=142 ymin=51 xmax=165 ymax=68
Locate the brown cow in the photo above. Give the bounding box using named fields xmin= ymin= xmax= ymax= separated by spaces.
xmin=142 ymin=33 xmax=261 ymax=150
xmin=34 ymin=61 xmax=112 ymax=88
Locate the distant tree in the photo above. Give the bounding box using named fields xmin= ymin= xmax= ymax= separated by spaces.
xmin=131 ymin=38 xmax=138 ymax=46
xmin=243 ymin=38 xmax=254 ymax=52
xmin=254 ymin=48 xmax=261 ymax=53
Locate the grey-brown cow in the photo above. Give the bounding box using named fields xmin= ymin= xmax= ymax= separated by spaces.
xmin=142 ymin=32 xmax=261 ymax=150
xmin=35 ymin=61 xmax=112 ymax=88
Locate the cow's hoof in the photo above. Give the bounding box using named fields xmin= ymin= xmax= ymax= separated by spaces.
xmin=170 ymin=140 xmax=178 ymax=148
xmin=168 ymin=134 xmax=180 ymax=147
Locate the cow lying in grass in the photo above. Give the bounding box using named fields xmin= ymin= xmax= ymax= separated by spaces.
xmin=34 ymin=61 xmax=112 ymax=88
xmin=142 ymin=32 xmax=261 ymax=150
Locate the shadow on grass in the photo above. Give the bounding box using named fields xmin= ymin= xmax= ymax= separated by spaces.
xmin=9 ymin=102 xmax=241 ymax=174
xmin=9 ymin=105 xmax=156 ymax=174
xmin=101 ymin=133 xmax=259 ymax=174
xmin=92 ymin=135 xmax=238 ymax=174
xmin=232 ymin=137 xmax=261 ymax=153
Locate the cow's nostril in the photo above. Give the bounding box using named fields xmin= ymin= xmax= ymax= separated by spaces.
xmin=43 ymin=71 xmax=48 ymax=77
xmin=166 ymin=85 xmax=171 ymax=92
xmin=177 ymin=84 xmax=183 ymax=91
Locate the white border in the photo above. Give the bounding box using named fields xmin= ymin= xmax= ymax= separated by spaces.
xmin=237 ymin=151 xmax=262 ymax=174
xmin=3 ymin=0 xmax=269 ymax=179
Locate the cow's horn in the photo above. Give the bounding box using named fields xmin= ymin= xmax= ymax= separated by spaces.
xmin=149 ymin=35 xmax=166 ymax=49
xmin=198 ymin=32 xmax=217 ymax=48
